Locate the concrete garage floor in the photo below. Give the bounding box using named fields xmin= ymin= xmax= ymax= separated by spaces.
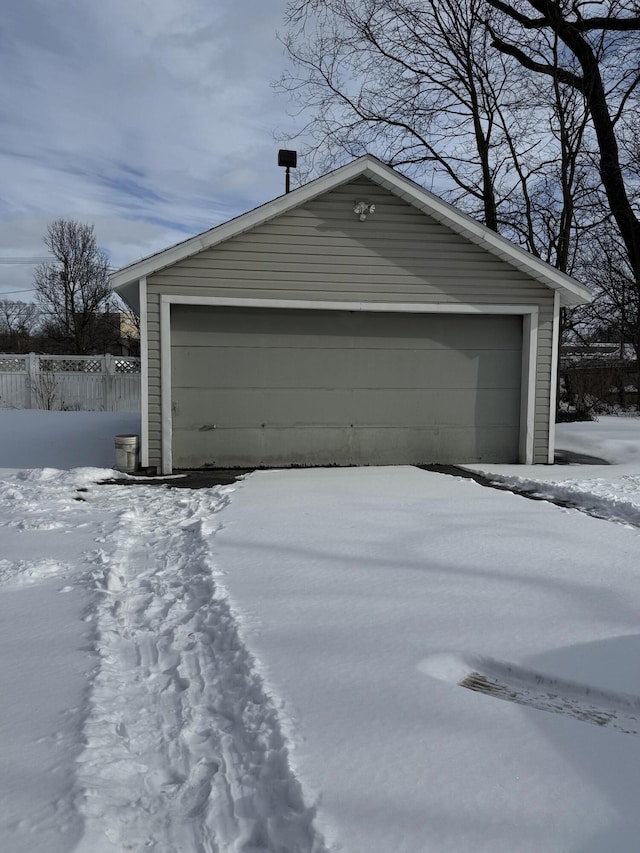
xmin=101 ymin=448 xmax=608 ymax=490
xmin=100 ymin=469 xmax=254 ymax=488
xmin=103 ymin=465 xmax=480 ymax=490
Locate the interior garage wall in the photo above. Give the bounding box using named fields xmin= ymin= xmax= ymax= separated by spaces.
xmin=145 ymin=176 xmax=555 ymax=469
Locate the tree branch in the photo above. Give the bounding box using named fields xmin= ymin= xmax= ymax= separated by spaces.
xmin=574 ymin=16 xmax=640 ymax=31
xmin=484 ymin=0 xmax=550 ymax=28
xmin=488 ymin=32 xmax=586 ymax=91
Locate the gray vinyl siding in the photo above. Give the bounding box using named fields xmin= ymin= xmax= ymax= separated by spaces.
xmin=145 ymin=177 xmax=556 ymax=468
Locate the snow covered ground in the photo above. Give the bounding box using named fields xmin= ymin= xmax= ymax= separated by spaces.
xmin=465 ymin=416 xmax=640 ymax=527
xmin=0 ymin=409 xmax=140 ymax=469
xmin=0 ymin=411 xmax=639 ymax=852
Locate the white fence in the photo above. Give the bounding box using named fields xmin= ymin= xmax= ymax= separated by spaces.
xmin=0 ymin=354 xmax=141 ymax=412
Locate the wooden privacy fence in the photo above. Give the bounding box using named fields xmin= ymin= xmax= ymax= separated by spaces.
xmin=0 ymin=354 xmax=141 ymax=412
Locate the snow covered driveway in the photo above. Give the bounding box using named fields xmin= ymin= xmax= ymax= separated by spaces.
xmin=2 ymin=412 xmax=640 ymax=852
xmin=212 ymin=466 xmax=640 ymax=853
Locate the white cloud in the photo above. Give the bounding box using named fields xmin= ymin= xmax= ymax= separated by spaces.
xmin=0 ymin=0 xmax=303 ymax=299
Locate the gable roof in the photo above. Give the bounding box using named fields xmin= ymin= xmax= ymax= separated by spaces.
xmin=112 ymin=154 xmax=592 ymax=310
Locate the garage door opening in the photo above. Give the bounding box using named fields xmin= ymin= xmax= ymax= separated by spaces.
xmin=169 ymin=305 xmax=522 ymax=468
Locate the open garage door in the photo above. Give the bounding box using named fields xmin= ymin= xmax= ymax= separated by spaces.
xmin=170 ymin=306 xmax=522 ymax=467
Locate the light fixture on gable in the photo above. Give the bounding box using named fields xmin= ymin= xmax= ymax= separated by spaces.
xmin=278 ymin=149 xmax=297 ymax=194
xmin=353 ymin=201 xmax=376 ymax=221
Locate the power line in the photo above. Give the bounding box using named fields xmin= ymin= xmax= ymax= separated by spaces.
xmin=0 ymin=257 xmax=54 ymax=264
xmin=0 ymin=259 xmax=118 ymax=270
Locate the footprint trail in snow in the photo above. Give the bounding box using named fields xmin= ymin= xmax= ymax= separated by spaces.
xmin=75 ymin=483 xmax=326 ymax=853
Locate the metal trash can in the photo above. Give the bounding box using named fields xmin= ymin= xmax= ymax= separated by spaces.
xmin=114 ymin=434 xmax=139 ymax=473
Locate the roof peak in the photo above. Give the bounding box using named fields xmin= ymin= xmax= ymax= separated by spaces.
xmin=112 ymin=155 xmax=591 ymax=310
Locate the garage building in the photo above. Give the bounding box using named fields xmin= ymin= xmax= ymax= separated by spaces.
xmin=112 ymin=155 xmax=591 ymax=473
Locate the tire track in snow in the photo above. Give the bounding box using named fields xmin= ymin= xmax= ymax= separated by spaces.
xmin=421 ymin=652 xmax=640 ymax=736
xmin=486 ymin=474 xmax=640 ymax=529
xmin=76 ymin=485 xmax=326 ymax=853
xmin=441 ymin=465 xmax=640 ymax=529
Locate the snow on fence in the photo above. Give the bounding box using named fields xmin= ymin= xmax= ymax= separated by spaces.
xmin=0 ymin=354 xmax=141 ymax=412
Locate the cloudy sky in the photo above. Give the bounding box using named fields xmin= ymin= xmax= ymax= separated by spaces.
xmin=0 ymin=0 xmax=304 ymax=300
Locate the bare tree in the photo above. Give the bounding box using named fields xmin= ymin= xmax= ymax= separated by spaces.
xmin=117 ymin=304 xmax=141 ymax=356
xmin=481 ymin=1 xmax=640 ymax=408
xmin=281 ymin=0 xmax=595 ymax=271
xmin=572 ymin=224 xmax=639 ymax=408
xmin=484 ymin=2 xmax=640 ymax=282
xmin=281 ymin=1 xmax=640 ymax=413
xmin=0 ymin=300 xmax=39 ymax=353
xmin=282 ymin=0 xmax=545 ymax=230
xmin=34 ymin=219 xmax=114 ymax=355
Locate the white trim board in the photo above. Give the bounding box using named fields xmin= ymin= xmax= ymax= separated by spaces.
xmin=519 ymin=312 xmax=538 ymax=465
xmin=548 ymin=291 xmax=561 ymax=464
xmin=138 ymin=277 xmax=149 ymax=467
xmin=160 ymin=298 xmax=172 ymax=475
xmin=159 ymin=295 xmax=538 ymax=474
xmin=160 ymin=294 xmax=539 ymax=314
